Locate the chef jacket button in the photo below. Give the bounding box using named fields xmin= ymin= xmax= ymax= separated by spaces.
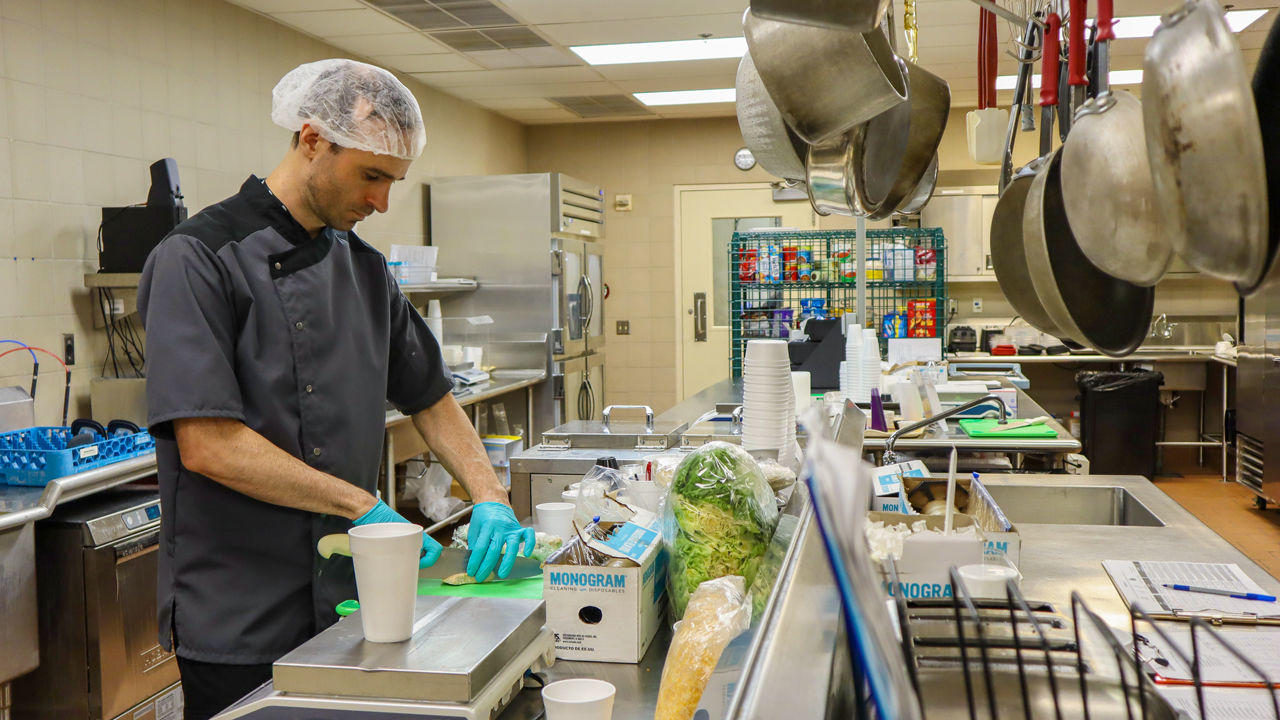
xmin=295 ymin=321 xmax=304 ymax=330
xmin=305 ymin=384 xmax=313 ymax=393
xmin=313 ymin=447 xmax=322 ymax=456
xmin=273 ymin=262 xmax=282 ymax=270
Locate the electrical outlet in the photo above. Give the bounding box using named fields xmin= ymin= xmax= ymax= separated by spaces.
xmin=63 ymin=334 xmax=75 ymax=366
xmin=110 ymin=298 xmax=125 ymax=316
xmin=616 ymin=320 xmax=630 ymax=335
xmin=947 ymin=298 xmax=959 ymax=316
xmin=972 ymin=298 xmax=984 ymax=313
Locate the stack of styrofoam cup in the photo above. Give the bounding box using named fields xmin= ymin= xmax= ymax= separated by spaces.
xmin=742 ymin=340 xmax=796 ymax=451
xmin=791 ymin=371 xmax=811 ymax=413
xmin=862 ymin=328 xmax=882 ymax=398
xmin=841 ymin=331 xmax=866 ymax=403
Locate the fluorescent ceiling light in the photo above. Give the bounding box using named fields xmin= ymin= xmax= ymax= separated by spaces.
xmin=633 ymin=88 xmax=736 ymax=106
xmin=995 ymin=69 xmax=1142 ymax=90
xmin=571 ymin=37 xmax=746 ymax=66
xmin=1108 ymin=8 xmax=1267 ymax=38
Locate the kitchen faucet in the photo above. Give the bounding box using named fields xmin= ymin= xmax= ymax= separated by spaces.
xmin=882 ymin=394 xmax=1009 ymax=465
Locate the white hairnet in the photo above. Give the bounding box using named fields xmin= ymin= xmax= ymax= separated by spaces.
xmin=271 ymin=59 xmax=426 ymax=160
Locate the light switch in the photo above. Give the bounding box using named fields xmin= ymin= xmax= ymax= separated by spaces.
xmin=614 ymin=194 xmax=633 ymax=212
xmin=616 ymin=320 xmax=630 ymax=335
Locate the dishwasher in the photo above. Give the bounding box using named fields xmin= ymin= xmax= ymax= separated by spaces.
xmin=13 ymin=487 xmax=182 ymax=720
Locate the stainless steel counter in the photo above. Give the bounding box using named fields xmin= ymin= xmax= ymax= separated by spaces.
xmin=665 ymin=379 xmax=1081 ymax=455
xmin=383 ymin=369 xmax=547 ymax=426
xmin=497 ymin=472 xmax=1280 ymax=719
xmin=0 ymin=455 xmax=158 ymax=533
xmin=951 ymin=349 xmax=1238 ymax=366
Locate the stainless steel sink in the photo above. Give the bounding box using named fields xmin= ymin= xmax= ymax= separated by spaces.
xmin=984 ymin=485 xmax=1165 ymax=527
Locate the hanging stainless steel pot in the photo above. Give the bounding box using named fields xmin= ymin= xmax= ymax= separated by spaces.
xmin=805 ymin=132 xmax=859 ymax=216
xmin=735 ymin=51 xmax=807 ymax=182
xmin=749 ymin=0 xmax=891 ymax=34
xmin=744 ymin=9 xmax=908 ymax=145
xmin=1143 ymin=0 xmax=1269 ymax=289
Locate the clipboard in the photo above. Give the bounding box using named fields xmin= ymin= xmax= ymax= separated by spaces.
xmin=1104 ymin=560 xmax=1280 ymax=627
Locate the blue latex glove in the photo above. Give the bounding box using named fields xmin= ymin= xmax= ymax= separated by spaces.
xmin=467 ymin=501 xmax=536 ymax=582
xmin=354 ymin=499 xmax=443 ymax=568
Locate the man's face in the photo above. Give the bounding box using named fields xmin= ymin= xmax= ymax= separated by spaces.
xmin=301 ymin=139 xmax=412 ymax=232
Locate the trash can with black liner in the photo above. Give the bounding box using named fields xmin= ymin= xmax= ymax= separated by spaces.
xmin=1075 ymin=370 xmax=1164 ymax=478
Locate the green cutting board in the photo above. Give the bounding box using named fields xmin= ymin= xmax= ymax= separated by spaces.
xmin=958 ymin=418 xmax=1059 ymax=438
xmin=416 ymin=575 xmax=543 ymax=599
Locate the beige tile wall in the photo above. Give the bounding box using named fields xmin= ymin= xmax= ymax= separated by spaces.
xmin=0 ymin=0 xmax=526 ymax=425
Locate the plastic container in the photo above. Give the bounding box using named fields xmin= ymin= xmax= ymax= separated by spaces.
xmin=348 ymin=522 xmax=423 ymax=642
xmin=542 ymin=679 xmax=616 ymax=720
xmin=0 ymin=426 xmax=155 ymax=486
xmin=957 ymin=564 xmax=1021 ymax=598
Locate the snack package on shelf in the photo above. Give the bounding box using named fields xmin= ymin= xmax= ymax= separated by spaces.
xmin=664 ymin=442 xmax=780 ymax=619
xmin=654 ymin=576 xmax=752 ymax=720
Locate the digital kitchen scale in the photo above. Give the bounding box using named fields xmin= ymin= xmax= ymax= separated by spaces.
xmin=213 ymin=596 xmax=555 ymax=720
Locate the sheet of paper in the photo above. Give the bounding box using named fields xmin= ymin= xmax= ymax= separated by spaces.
xmin=887 ymin=337 xmax=942 ymax=365
xmin=1133 ymin=626 xmax=1280 ymax=685
xmin=1158 ymin=686 xmax=1280 ymax=719
xmin=1104 ymin=560 xmax=1280 ymax=619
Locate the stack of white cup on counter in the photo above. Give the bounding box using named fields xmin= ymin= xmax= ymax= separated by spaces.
xmin=841 ymin=329 xmax=883 ymax=404
xmin=742 ymin=339 xmax=796 ymax=451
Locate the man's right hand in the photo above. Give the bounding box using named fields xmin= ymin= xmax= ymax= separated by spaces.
xmin=353 ymin=500 xmax=443 ymax=568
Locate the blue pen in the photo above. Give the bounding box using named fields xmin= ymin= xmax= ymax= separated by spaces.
xmin=1161 ymin=583 xmax=1277 ymax=602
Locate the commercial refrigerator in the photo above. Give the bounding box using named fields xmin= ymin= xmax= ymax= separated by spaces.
xmin=1237 ymin=260 xmax=1280 ymax=506
xmin=431 ymin=173 xmax=606 ymax=436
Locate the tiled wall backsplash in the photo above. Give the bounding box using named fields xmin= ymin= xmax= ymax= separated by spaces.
xmin=0 ymin=0 xmax=525 ymax=425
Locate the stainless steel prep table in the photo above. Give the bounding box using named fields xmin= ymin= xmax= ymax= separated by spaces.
xmin=496 ymin=472 xmax=1280 ymax=719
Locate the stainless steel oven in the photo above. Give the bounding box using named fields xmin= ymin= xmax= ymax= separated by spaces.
xmin=14 ymin=487 xmax=182 ymax=720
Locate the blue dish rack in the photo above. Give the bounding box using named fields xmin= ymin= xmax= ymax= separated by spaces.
xmin=0 ymin=426 xmax=156 ymax=486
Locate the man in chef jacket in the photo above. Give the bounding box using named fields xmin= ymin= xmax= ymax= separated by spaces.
xmin=137 ymin=59 xmax=534 ymax=720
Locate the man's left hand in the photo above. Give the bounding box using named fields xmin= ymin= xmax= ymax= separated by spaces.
xmin=466 ymin=502 xmax=535 ymax=582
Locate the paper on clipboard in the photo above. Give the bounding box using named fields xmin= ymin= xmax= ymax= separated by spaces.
xmin=1157 ymin=685 xmax=1280 ymax=719
xmin=1103 ymin=560 xmax=1280 ymax=622
xmin=1127 ymin=625 xmax=1280 ymax=687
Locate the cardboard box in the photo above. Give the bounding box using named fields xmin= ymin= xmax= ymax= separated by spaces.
xmin=870 ymin=512 xmax=985 ymax=600
xmin=871 ymin=461 xmax=929 ymax=513
xmin=895 ymin=476 xmax=1023 ymax=567
xmin=543 ymin=515 xmax=668 ymax=663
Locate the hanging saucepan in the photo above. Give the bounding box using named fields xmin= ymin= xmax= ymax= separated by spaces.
xmin=1251 ymin=0 xmax=1280 ymax=286
xmin=1022 ymin=9 xmax=1153 ymax=358
xmin=744 ymin=10 xmax=908 ymax=145
xmin=749 ymin=0 xmax=890 ymax=34
xmin=896 ymin=155 xmax=937 ymax=215
xmin=1060 ymin=0 xmax=1171 ymax=287
xmin=990 ymin=15 xmax=1066 ymax=339
xmin=805 ymin=131 xmax=858 ymax=216
xmin=1143 ymin=0 xmax=1269 ymax=290
xmin=853 ymin=60 xmax=951 ymax=220
xmin=735 ymin=51 xmax=807 ymax=182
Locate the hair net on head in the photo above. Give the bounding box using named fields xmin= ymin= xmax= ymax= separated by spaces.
xmin=271 ymin=59 xmax=426 ymax=160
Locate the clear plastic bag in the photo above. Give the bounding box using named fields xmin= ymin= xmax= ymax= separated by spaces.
xmin=451 ymin=522 xmax=564 ymax=562
xmin=416 ymin=463 xmax=464 ymax=522
xmin=648 ymin=452 xmax=686 ymax=490
xmin=573 ymin=465 xmax=636 ymax=529
xmin=653 ymin=576 xmax=752 ymax=720
xmin=663 ymin=441 xmax=780 ymax=619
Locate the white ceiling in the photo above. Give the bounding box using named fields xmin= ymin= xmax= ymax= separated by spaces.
xmin=226 ymin=0 xmax=1278 ymax=125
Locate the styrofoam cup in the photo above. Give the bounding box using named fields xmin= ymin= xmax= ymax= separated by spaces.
xmin=542 ymin=678 xmax=616 ymax=720
xmin=536 ymin=502 xmax=575 ymax=540
xmin=745 ymin=339 xmax=789 ymax=363
xmin=958 ymin=564 xmax=1021 ymax=599
xmin=348 ymin=522 xmax=422 ymax=642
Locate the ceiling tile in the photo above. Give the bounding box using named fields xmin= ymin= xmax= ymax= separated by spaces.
xmin=329 ymin=32 xmax=449 ymax=55
xmin=514 ymin=46 xmax=580 ymax=66
xmin=592 ymin=57 xmax=739 ymax=81
xmin=472 ymin=97 xmax=559 ymax=110
xmin=464 ymin=49 xmax=531 ymax=68
xmin=227 ymin=0 xmax=361 ymax=13
xmin=503 ymin=107 xmax=584 ymax=123
xmin=611 ymin=75 xmax=735 ymax=93
xmin=410 ymin=65 xmax=603 ymax=87
xmin=273 ymin=8 xmax=411 ymax=36
xmin=538 ymin=13 xmax=743 ymax=46
xmin=433 ymin=0 xmax=519 ymax=27
xmin=445 ymin=80 xmax=619 ymax=99
xmin=499 ymin=0 xmax=748 ymax=25
xmin=377 ymin=4 xmax=465 ymax=30
xmin=383 ymin=53 xmax=483 ymax=72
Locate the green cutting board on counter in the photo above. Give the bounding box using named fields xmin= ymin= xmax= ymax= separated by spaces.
xmin=416 ymin=575 xmax=543 ymax=599
xmin=958 ymin=418 xmax=1059 ymax=438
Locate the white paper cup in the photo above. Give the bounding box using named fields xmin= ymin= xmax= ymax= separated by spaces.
xmin=958 ymin=564 xmax=1021 ymax=599
xmin=535 ymin=502 xmax=575 ymax=540
xmin=541 ymin=678 xmax=616 ymax=720
xmin=745 ymin=339 xmax=789 ymax=363
xmin=348 ymin=522 xmax=422 ymax=642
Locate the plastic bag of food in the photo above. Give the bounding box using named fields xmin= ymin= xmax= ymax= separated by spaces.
xmin=648 ymin=452 xmax=687 ymax=490
xmin=574 ymin=464 xmax=636 ymax=528
xmin=451 ymin=522 xmax=563 ymax=562
xmin=653 ymin=576 xmax=752 ymax=720
xmin=664 ymin=441 xmax=780 ymax=619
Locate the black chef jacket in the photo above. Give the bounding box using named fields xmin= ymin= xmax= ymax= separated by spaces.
xmin=137 ymin=176 xmax=453 ymax=664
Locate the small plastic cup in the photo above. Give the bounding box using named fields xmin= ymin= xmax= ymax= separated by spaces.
xmin=541 ymin=678 xmax=616 ymax=720
xmin=535 ymin=502 xmax=576 ymax=540
xmin=957 ymin=563 xmax=1021 ymax=599
xmin=348 ymin=522 xmax=422 ymax=642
